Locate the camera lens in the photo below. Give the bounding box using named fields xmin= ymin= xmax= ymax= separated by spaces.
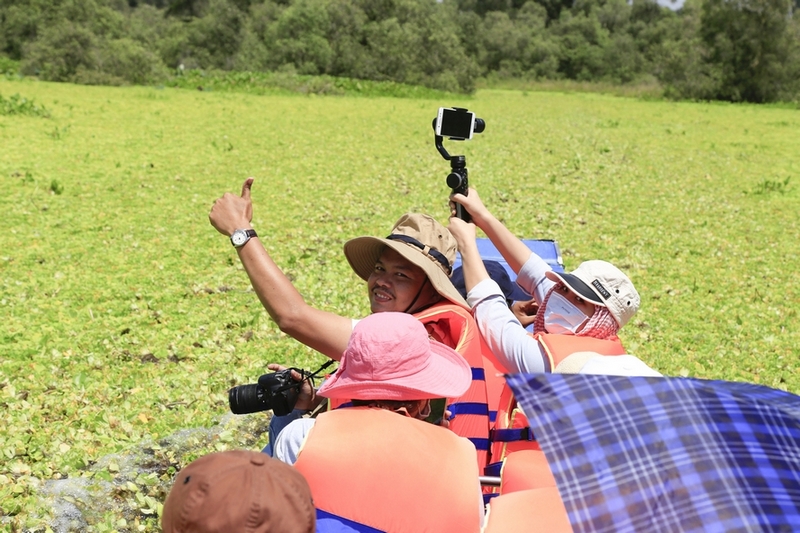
xmin=228 ymin=369 xmax=306 ymax=416
xmin=228 ymin=384 xmax=268 ymax=415
xmin=473 ymin=118 xmax=486 ymax=134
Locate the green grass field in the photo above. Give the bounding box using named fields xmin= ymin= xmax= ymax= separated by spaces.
xmin=1 ymin=77 xmax=798 ymax=531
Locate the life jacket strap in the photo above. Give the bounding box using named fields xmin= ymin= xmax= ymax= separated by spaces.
xmin=490 ymin=427 xmax=535 ymax=442
xmin=484 ymin=461 xmax=503 ymax=477
xmin=467 ymin=437 xmax=491 ymax=451
xmin=448 ymin=402 xmax=489 ymax=416
xmin=483 ymin=493 xmax=500 ymax=506
xmin=316 ymin=509 xmax=386 ymax=532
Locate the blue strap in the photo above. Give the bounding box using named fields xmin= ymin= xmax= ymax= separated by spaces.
xmin=484 ymin=461 xmax=503 ymax=477
xmin=490 ymin=427 xmax=535 ymax=442
xmin=315 ymin=509 xmax=386 ymax=532
xmin=467 ymin=437 xmax=490 ymax=451
xmin=471 ymin=367 xmax=485 ymax=381
xmin=483 ymin=493 xmax=500 ymax=506
xmin=448 ymin=402 xmax=489 ymax=416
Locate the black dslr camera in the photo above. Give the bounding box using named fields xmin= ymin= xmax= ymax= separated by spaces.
xmin=228 ymin=360 xmax=334 ymax=417
xmin=432 ymin=107 xmax=485 ymax=222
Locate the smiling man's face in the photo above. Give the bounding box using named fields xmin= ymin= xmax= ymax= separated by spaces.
xmin=367 ymin=247 xmax=441 ymax=314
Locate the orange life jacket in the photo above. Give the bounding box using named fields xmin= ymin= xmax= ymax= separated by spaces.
xmin=328 ymin=302 xmax=494 ymax=470
xmin=483 ymin=488 xmax=573 ymax=533
xmin=294 ymin=407 xmax=482 ymax=533
xmin=485 ymin=334 xmax=627 ymax=481
xmin=535 ymin=333 xmax=627 ymax=373
xmin=414 ymin=302 xmax=494 ymax=468
xmin=499 ymin=449 xmax=556 ymax=493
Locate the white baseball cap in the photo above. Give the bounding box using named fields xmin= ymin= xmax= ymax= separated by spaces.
xmin=545 ymin=260 xmax=640 ymax=328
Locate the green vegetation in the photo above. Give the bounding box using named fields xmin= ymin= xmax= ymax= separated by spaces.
xmin=1 ymin=77 xmax=798 ymax=530
xmin=167 ymin=68 xmax=459 ymax=98
xmin=1 ymin=0 xmax=799 ymax=102
xmin=0 ymin=93 xmax=50 ymax=118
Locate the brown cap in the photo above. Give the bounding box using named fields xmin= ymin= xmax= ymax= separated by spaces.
xmin=161 ymin=450 xmax=315 ymax=533
xmin=343 ymin=213 xmax=468 ymax=309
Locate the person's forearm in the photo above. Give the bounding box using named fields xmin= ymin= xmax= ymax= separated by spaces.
xmin=236 ymin=238 xmax=307 ymax=323
xmin=468 ymin=279 xmax=547 ymax=374
xmin=236 ymin=239 xmax=352 ymax=360
xmin=473 ymin=212 xmax=534 ymax=275
xmin=473 ymin=294 xmax=546 ymax=374
xmin=515 ymin=252 xmax=556 ymax=306
xmin=458 ymin=240 xmax=490 ymax=294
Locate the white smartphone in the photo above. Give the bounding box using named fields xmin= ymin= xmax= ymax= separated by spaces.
xmin=435 ymin=107 xmax=476 ymax=140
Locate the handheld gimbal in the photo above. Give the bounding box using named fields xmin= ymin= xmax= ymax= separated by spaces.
xmin=432 ymin=107 xmax=485 ymax=222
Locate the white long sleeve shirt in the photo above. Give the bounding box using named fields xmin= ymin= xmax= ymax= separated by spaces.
xmin=466 ymin=252 xmax=555 ymax=374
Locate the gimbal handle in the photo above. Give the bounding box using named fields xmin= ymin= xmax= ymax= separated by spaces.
xmin=433 ymin=124 xmax=471 ymax=222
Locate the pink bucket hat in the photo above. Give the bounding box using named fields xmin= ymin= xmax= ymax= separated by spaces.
xmin=318 ymin=312 xmax=471 ymax=401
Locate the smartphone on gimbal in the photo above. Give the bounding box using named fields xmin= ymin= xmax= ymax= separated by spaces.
xmin=435 ymin=107 xmax=477 ymax=140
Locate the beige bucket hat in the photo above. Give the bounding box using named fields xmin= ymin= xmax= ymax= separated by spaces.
xmin=343 ymin=213 xmax=468 ymax=309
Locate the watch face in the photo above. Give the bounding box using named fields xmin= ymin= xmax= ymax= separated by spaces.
xmin=231 ymin=230 xmax=247 ymax=246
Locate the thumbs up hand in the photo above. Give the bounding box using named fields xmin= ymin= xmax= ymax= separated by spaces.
xmin=210 ymin=177 xmax=255 ymax=236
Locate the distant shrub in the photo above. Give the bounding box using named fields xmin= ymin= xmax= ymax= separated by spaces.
xmin=96 ymin=38 xmax=170 ymax=85
xmin=0 ymin=93 xmax=50 ymax=118
xmin=21 ymin=22 xmax=98 ymax=82
xmin=0 ymin=56 xmax=21 ymax=76
xmin=22 ymin=21 xmax=168 ymax=85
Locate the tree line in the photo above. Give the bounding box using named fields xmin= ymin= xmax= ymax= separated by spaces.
xmin=1 ymin=0 xmax=799 ymax=102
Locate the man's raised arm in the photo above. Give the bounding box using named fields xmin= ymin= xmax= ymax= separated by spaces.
xmin=209 ymin=178 xmax=352 ymax=360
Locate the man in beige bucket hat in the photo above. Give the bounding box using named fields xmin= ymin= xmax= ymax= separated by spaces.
xmin=343 ymin=212 xmax=468 ymax=314
xmin=210 ymin=179 xmax=468 ymax=360
xmin=209 ymin=179 xmax=491 ymax=466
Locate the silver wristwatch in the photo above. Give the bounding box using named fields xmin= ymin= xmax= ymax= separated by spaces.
xmin=230 ymin=229 xmax=257 ymax=248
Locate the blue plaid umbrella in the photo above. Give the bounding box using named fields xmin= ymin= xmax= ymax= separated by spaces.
xmin=505 ymin=373 xmax=800 ymax=533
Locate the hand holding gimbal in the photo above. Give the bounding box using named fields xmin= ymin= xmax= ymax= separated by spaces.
xmin=432 ymin=107 xmax=485 ymax=222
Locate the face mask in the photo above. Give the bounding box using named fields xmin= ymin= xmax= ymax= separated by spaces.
xmin=417 ymin=400 xmax=432 ymax=420
xmin=544 ymin=291 xmax=589 ymax=335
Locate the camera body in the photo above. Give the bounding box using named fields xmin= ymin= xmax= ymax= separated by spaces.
xmin=228 ymin=368 xmax=303 ymax=417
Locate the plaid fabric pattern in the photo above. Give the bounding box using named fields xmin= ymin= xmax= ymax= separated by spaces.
xmin=506 ymin=373 xmax=800 ymax=533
